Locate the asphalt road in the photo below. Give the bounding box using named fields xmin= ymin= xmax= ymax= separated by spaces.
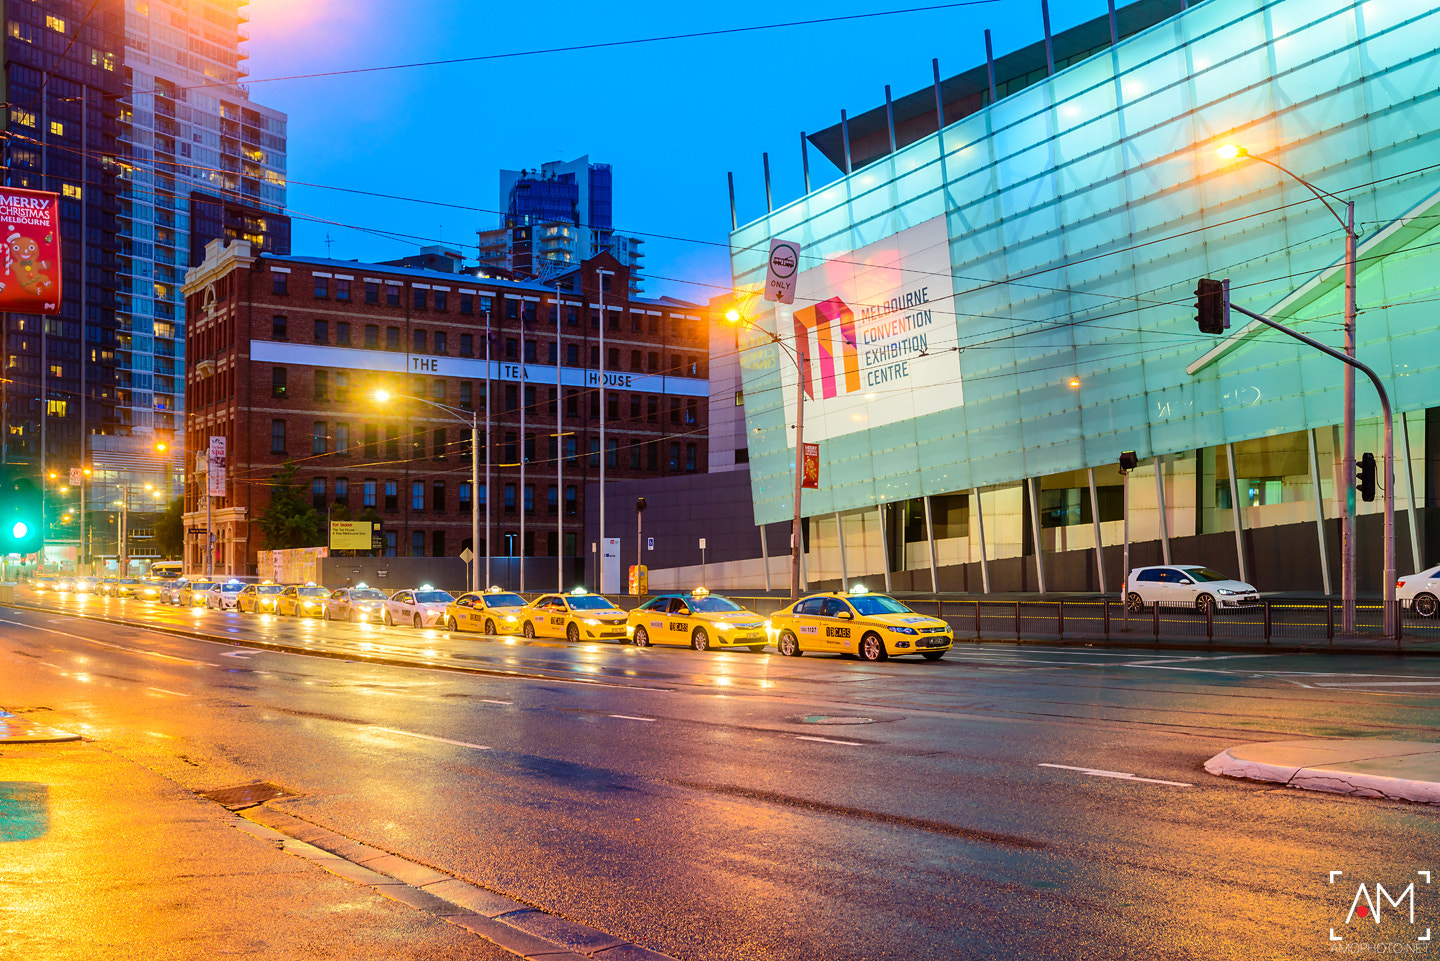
xmin=5 ymin=593 xmax=1440 ymax=959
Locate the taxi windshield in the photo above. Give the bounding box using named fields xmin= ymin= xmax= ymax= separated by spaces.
xmin=483 ymin=592 xmax=525 ymax=607
xmin=257 ymin=585 xmax=284 ymax=594
xmin=691 ymin=596 xmax=743 ymax=613
xmin=849 ymin=595 xmax=914 ymax=616
xmin=298 ymin=587 xmax=329 ymax=597
xmin=568 ymin=595 xmax=618 ymax=611
xmin=351 ymin=589 xmax=387 ymax=600
xmin=221 ymin=583 xmax=244 ymax=593
xmin=414 ymin=591 xmax=453 ymax=604
xmin=190 ymin=582 xmax=216 ymax=591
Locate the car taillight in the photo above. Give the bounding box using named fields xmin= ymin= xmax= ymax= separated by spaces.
xmin=1397 ymin=580 xmax=1406 ymax=588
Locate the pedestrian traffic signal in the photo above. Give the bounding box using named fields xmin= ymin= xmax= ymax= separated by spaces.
xmin=1356 ymin=452 xmax=1377 ymax=503
xmin=0 ymin=466 xmax=44 ymax=555
xmin=1195 ymin=278 xmax=1229 ymax=334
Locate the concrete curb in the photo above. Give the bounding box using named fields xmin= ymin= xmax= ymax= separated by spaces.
xmin=0 ymin=709 xmax=80 ymax=743
xmin=236 ymin=806 xmax=677 ymax=961
xmin=1205 ymin=739 xmax=1440 ymax=805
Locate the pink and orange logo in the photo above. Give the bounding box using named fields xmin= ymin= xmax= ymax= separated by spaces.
xmin=792 ymin=297 xmax=860 ymax=400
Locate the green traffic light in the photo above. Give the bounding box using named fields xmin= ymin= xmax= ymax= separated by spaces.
xmin=12 ymin=521 xmax=27 ymax=539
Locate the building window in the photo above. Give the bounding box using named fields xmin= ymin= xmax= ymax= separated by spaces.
xmin=313 ymin=421 xmax=327 ymax=455
xmin=434 ymin=331 xmax=447 ymax=354
xmin=363 ymin=479 xmax=376 ymax=508
xmin=386 ymin=327 xmax=400 ymax=350
xmin=735 ymin=390 xmax=744 ymax=406
xmin=459 ymin=482 xmax=471 ymax=512
xmin=565 ymin=343 xmax=579 ymax=366
xmin=606 ymin=438 xmax=618 ymax=468
xmin=566 ymin=306 xmax=578 ymax=326
xmin=385 ymin=480 xmax=398 ymax=512
xmin=670 ymin=398 xmax=681 ymax=424
xmin=337 ymin=321 xmax=351 ymax=345
xmin=335 ymin=423 xmax=349 ymax=456
xmin=505 ymin=338 xmax=518 ymax=360
xmin=607 ymin=393 xmax=619 ymax=419
xmin=432 ymin=530 xmax=445 ymax=557
xmin=272 ymin=315 xmax=287 ymax=340
xmin=547 ymin=485 xmax=558 ymax=514
xmin=589 ymin=438 xmax=600 ymax=467
xmin=590 ymin=346 xmax=600 ymax=367
xmin=506 ymin=300 xmax=518 ymax=320
xmin=336 ymin=279 xmax=351 ymax=302
xmin=312 ymin=478 xmax=326 ymax=510
xmin=504 ymin=432 xmax=517 ymax=463
xmin=565 ymin=437 xmax=577 ymax=463
xmin=434 ymin=291 xmax=448 ymax=312
xmin=630 ymin=350 xmax=641 ymax=370
xmin=669 ymin=442 xmax=681 ymax=470
xmin=270 ymin=419 xmax=286 ymax=454
xmin=505 ymin=386 xmax=518 ymax=413
xmin=365 ymin=325 xmax=379 ymax=348
xmin=565 ymin=486 xmax=577 ymax=515
xmin=524 ymin=340 xmax=537 ymax=363
xmin=413 ymin=289 xmax=427 ymax=310
xmin=364 ymin=426 xmax=378 ymax=458
xmin=432 ymin=379 xmax=445 ymax=402
xmin=647 ymin=441 xmax=658 ymax=470
xmin=413 ymin=329 xmax=426 ymax=352
xmin=314 ymin=276 xmax=329 ymax=299
xmin=272 ymin=271 xmax=288 ymax=295
xmin=314 ymin=370 xmax=328 ymax=400
xmin=335 ymin=372 xmax=350 ymax=401
xmin=647 ymin=352 xmax=659 ymax=372
xmin=335 ymin=478 xmax=349 ymax=506
xmin=504 ymin=483 xmax=516 ymax=514
xmin=365 ymin=282 xmax=379 ymax=304
xmin=386 ymin=285 xmax=400 ymax=307
xmin=460 ymin=382 xmax=472 ymax=410
xmin=630 ymin=394 xmax=641 ymax=419
xmin=607 ymin=347 xmax=619 ymax=368
xmin=524 ymin=484 xmax=534 ymax=515
xmin=314 ymin=319 xmax=328 ymax=343
xmin=385 ymin=425 xmax=399 ymax=459
xmin=647 ymin=397 xmax=658 ymax=422
xmin=460 ymin=333 xmax=473 ymax=357
xmin=629 ymin=443 xmax=641 ymax=469
xmin=384 ymin=531 xmax=397 ymax=557
xmin=523 ymin=302 xmax=536 ymax=324
xmin=590 ymin=392 xmax=600 ymax=416
xmin=686 ymin=399 xmax=698 ymax=425
xmin=686 ymin=444 xmax=697 ymax=472
xmin=460 ymin=293 xmax=473 ymax=315
xmin=271 ymin=366 xmax=287 ymax=398
xmin=412 ymin=481 xmax=424 ymax=511
xmin=432 ymin=427 xmax=446 ymax=460
xmin=432 ymin=481 xmax=445 ymax=512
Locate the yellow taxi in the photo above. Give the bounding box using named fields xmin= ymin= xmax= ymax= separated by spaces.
xmin=626 ymin=588 xmax=769 ymax=652
xmin=444 ymin=587 xmax=529 ymax=635
xmin=769 ymin=586 xmax=952 ymax=661
xmin=521 ymin=588 xmax=629 ymax=643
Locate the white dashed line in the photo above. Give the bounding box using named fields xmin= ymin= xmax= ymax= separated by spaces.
xmin=147 ymin=687 xmax=190 ymax=697
xmin=479 ymin=698 xmax=511 ymax=705
xmin=609 ymin=714 xmax=655 ymax=722
xmin=795 ymin=735 xmax=861 ymax=746
xmin=373 ymin=727 xmax=490 ymax=751
xmin=1039 ymin=763 xmax=1191 ymax=787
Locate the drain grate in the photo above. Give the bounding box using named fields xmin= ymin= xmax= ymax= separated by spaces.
xmin=198 ymin=781 xmax=295 ymax=810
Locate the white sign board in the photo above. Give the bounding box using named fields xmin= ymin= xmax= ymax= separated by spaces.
xmin=782 ymin=215 xmax=962 ymax=445
xmin=207 ymin=436 xmax=227 ymax=497
xmin=764 ymin=238 xmax=800 ymax=305
xmin=601 ymin=538 xmax=621 ymax=595
xmin=459 ymin=547 xmax=474 ymax=563
xmin=69 ymin=468 xmax=81 ymax=485
xmin=647 ymin=537 xmax=654 ymax=551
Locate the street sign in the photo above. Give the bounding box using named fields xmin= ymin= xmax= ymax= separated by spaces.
xmin=329 ymin=520 xmax=371 ymax=551
xmin=69 ymin=468 xmax=81 ymax=485
xmin=764 ymin=238 xmax=800 ymax=305
xmin=646 ymin=537 xmax=654 ymax=551
xmin=802 ymin=443 xmax=820 ymax=489
xmin=207 ymin=436 xmax=227 ymax=496
xmin=698 ymin=537 xmax=706 ymax=550
xmin=460 ymin=547 xmax=474 ymax=563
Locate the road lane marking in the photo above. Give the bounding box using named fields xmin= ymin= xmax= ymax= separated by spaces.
xmin=795 ymin=735 xmax=861 ymax=746
xmin=1312 ymin=681 xmax=1440 ymax=688
xmin=0 ymin=618 xmax=221 ymax=666
xmin=373 ymin=727 xmax=490 ymax=751
xmin=39 ymin=661 xmax=62 ymax=669
xmin=609 ymin=714 xmax=654 ymax=722
xmin=146 ymin=687 xmax=190 ymax=697
xmin=1039 ymin=763 xmax=1191 ymax=787
xmin=479 ymin=698 xmax=511 ymax=705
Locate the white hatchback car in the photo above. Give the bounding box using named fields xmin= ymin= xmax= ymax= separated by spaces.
xmin=1396 ymin=566 xmax=1440 ymax=617
xmin=382 ymin=588 xmax=455 ymax=628
xmin=1125 ymin=565 xmax=1260 ymax=614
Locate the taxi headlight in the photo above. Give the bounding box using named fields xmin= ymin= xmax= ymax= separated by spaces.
xmin=1217 ymin=588 xmax=1238 ymax=595
xmin=584 ymin=618 xmax=600 ymax=626
xmin=504 ymin=615 xmax=517 ymax=622
xmin=889 ymin=626 xmax=919 ymax=635
xmin=717 ymin=622 xmax=735 ymax=631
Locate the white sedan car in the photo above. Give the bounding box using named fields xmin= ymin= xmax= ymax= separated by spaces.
xmin=1397 ymin=565 xmax=1440 ymax=617
xmin=383 ymin=588 xmax=455 ymax=628
xmin=1125 ymin=565 xmax=1260 ymax=614
xmin=205 ymin=580 xmax=246 ymax=610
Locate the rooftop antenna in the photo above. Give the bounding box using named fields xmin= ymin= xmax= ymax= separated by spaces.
xmin=324 ymin=233 xmax=333 ymax=256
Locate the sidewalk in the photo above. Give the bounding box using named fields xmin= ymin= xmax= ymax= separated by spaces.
xmin=0 ymin=724 xmax=505 ymax=960
xmin=1205 ymin=739 xmax=1440 ymax=804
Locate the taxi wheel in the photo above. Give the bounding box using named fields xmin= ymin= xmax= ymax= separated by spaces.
xmin=566 ymin=623 xmax=580 ymax=644
xmin=523 ymin=621 xmax=536 ymax=638
xmin=485 ymin=619 xmax=497 ymax=635
xmin=410 ymin=613 xmax=421 ymax=628
xmin=691 ymin=628 xmax=710 ymax=652
xmin=446 ymin=616 xmax=459 ymax=632
xmin=633 ymin=626 xmax=650 ymax=647
xmin=778 ymin=632 xmax=802 ymax=657
xmin=859 ymin=632 xmax=888 ymax=662
xmin=383 ymin=610 xmax=394 ymax=626
xmin=1414 ymin=593 xmax=1438 ymax=618
xmin=1125 ymin=592 xmax=1146 ymax=613
xmin=921 ymin=651 xmax=946 ymax=661
xmin=348 ymin=608 xmax=357 ymax=623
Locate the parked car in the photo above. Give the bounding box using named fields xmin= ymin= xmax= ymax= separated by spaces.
xmin=205 ymin=579 xmax=246 ymax=610
xmin=1124 ymin=565 xmax=1260 ymax=614
xmin=179 ymin=580 xmax=218 ymax=607
xmin=277 ymin=584 xmax=331 ymax=618
xmin=112 ymin=577 xmax=141 ymax=598
xmin=160 ymin=578 xmax=190 ymax=605
xmin=136 ymin=579 xmax=166 ymax=601
xmin=236 ymin=582 xmax=286 ymax=614
xmin=72 ymin=576 xmax=97 ymax=595
xmin=769 ymin=586 xmax=951 ymax=660
xmin=520 ymin=589 xmax=629 ymax=643
xmin=324 ymin=587 xmax=388 ymax=622
xmin=382 ymin=587 xmax=455 ymax=628
xmin=1396 ymin=565 xmax=1440 ymax=617
xmin=443 ymin=588 xmax=529 ymax=635
xmin=626 ymin=588 xmax=769 ymax=652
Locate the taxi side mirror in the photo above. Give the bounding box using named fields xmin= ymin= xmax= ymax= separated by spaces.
xmin=837 ymin=610 xmax=854 ymax=621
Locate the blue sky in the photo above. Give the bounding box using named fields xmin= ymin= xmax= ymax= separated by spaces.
xmin=244 ymin=0 xmax=1108 ymax=302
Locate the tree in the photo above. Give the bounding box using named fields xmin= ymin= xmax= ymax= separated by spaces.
xmin=255 ymin=462 xmax=323 ymax=550
xmin=153 ymin=497 xmax=184 ymax=559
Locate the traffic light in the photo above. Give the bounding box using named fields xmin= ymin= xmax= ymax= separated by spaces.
xmin=0 ymin=465 xmax=44 ymax=555
xmin=1195 ymin=278 xmax=1229 ymax=334
xmin=1356 ymin=452 xmax=1377 ymax=503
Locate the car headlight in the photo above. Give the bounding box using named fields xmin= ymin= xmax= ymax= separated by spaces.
xmin=1217 ymin=589 xmax=1238 ymax=596
xmin=890 ymin=626 xmax=918 ymax=635
xmin=504 ymin=615 xmax=516 ymax=622
xmin=717 ymin=622 xmax=735 ymax=630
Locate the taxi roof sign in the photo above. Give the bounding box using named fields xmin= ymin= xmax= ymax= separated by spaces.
xmin=692 ymin=586 xmax=709 ymax=597
xmin=571 ymin=587 xmax=588 ymax=595
xmin=848 ymin=584 xmax=870 ymax=595
xmin=487 ymin=585 xmax=503 ymax=593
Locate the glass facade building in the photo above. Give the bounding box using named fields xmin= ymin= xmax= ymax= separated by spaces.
xmin=730 ymin=0 xmax=1440 ymax=593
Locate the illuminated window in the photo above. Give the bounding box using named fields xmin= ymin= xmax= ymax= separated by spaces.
xmin=49 ymin=121 xmax=63 ymax=136
xmin=46 ymin=15 xmax=65 ymax=32
xmin=49 ymin=364 xmax=62 ymax=379
xmin=46 ymin=399 xmax=67 ymax=417
xmin=62 ymin=184 xmax=81 ymax=199
xmin=10 ymin=108 xmax=35 ymax=127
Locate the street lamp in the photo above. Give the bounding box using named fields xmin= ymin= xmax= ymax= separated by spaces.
xmin=726 ymin=307 xmax=808 ymax=600
xmin=374 ymin=390 xmax=481 ymax=593
xmin=1218 ymin=143 xmax=1361 ymax=632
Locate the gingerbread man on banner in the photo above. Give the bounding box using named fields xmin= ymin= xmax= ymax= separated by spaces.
xmin=5 ymin=230 xmax=53 ymax=297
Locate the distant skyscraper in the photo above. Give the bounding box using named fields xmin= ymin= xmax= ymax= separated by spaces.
xmin=482 ymin=156 xmax=645 ymax=293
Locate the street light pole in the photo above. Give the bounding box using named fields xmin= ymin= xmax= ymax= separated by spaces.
xmin=597 ymin=267 xmax=612 ymax=593
xmin=484 ymin=307 xmax=492 ymax=590
xmin=790 ymin=344 xmax=806 ymax=602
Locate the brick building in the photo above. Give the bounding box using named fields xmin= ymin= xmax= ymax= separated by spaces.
xmin=180 ymin=239 xmax=709 ymax=580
